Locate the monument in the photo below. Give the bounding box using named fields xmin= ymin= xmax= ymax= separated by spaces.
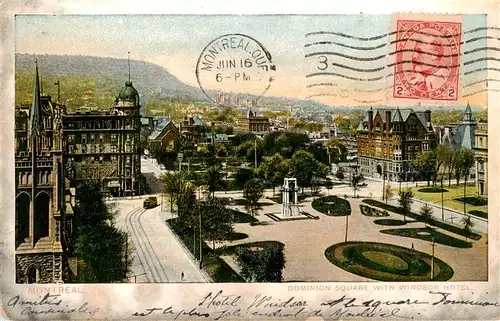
xmin=282 ymin=178 xmax=300 ymax=217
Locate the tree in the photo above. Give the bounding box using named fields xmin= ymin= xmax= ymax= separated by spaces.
xmin=160 ymin=172 xmax=185 ymax=212
xmin=335 ymin=166 xmax=345 ymax=182
xmin=436 ymin=144 xmax=454 ymax=186
xmin=198 ymin=197 xmax=234 ymax=250
xmin=73 ymin=180 xmax=131 ymax=282
xmin=419 ymin=203 xmax=434 ymax=227
xmin=235 ymin=244 xmax=286 ymax=282
xmin=310 ymin=177 xmax=322 ymax=198
xmin=327 ymin=139 xmax=348 ymax=163
xmin=411 ymin=151 xmax=435 ymax=186
xmin=461 ymin=215 xmax=474 ymax=242
xmin=76 ymin=159 xmax=117 ymax=194
xmin=243 ymin=178 xmax=264 ymax=218
xmin=257 ymin=153 xmax=289 ymax=196
xmin=453 ymin=148 xmax=464 ymax=185
xmin=324 ymin=178 xmax=334 ymax=195
xmin=307 ymin=142 xmax=329 ymax=165
xmin=176 ymin=183 xmax=198 ymax=225
xmin=350 ymin=172 xmax=365 ymax=198
xmin=261 ymin=131 xmax=310 ymax=159
xmin=204 ymin=165 xmax=225 ymax=198
xmin=233 ymin=167 xmax=255 ymax=190
xmin=398 ymin=189 xmax=414 ymax=222
xmin=149 ymin=144 xmax=177 ymax=170
xmin=384 ymin=184 xmax=394 ymax=203
xmin=459 ymin=149 xmax=475 ymax=214
xmin=288 ymin=150 xmax=328 ymax=192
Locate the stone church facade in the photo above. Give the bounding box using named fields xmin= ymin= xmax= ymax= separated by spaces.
xmin=15 ymin=63 xmax=142 ymax=283
xmin=15 ymin=64 xmax=74 ymax=283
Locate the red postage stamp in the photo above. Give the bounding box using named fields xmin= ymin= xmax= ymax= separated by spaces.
xmin=393 ymin=20 xmax=462 ymax=101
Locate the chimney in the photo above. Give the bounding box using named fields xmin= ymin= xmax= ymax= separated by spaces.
xmin=368 ymin=107 xmax=373 ymax=132
xmin=385 ymin=110 xmax=391 ymax=135
xmin=425 ymin=109 xmax=431 ymax=123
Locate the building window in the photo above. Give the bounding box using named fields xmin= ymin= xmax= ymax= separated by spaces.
xmin=91 ymin=145 xmax=96 ymax=153
xmin=99 ymin=134 xmax=104 ymax=142
xmin=111 ymin=156 xmax=117 ymax=162
xmin=81 ymin=145 xmax=87 ymax=154
xmin=111 ymin=145 xmax=117 ymax=153
xmin=81 ymin=134 xmax=87 ymax=145
xmin=111 ymin=134 xmax=117 ymax=142
xmin=415 ymin=145 xmax=420 ymax=151
xmin=90 ymin=134 xmax=95 ymax=143
xmin=100 ymin=144 xmax=105 ymax=153
xmin=68 ymin=135 xmax=75 ymax=143
xmin=408 ymin=145 xmax=413 ymax=151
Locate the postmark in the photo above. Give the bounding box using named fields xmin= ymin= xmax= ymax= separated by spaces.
xmin=195 ymin=33 xmax=276 ymax=107
xmin=393 ymin=20 xmax=462 ymax=101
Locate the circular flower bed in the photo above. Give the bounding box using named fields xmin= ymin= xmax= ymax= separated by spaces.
xmin=325 ymin=242 xmax=454 ymax=281
xmin=373 ymin=219 xmax=407 ymax=226
xmin=360 ymin=204 xmax=389 ymax=217
xmin=312 ymin=196 xmax=351 ymax=216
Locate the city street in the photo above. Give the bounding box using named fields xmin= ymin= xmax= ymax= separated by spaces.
xmin=107 ymin=157 xmax=208 ymax=283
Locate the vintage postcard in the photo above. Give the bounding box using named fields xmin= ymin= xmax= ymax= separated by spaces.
xmin=1 ymin=1 xmax=499 ymax=320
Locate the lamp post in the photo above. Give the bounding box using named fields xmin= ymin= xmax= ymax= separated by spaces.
xmin=254 ymin=139 xmax=258 ymax=168
xmin=199 ymin=208 xmax=203 ymax=269
xmin=430 ymin=237 xmax=436 ymax=280
xmin=441 ymin=177 xmax=444 ymax=221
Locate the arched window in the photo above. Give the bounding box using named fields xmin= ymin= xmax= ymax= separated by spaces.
xmin=15 ymin=193 xmax=30 ymax=248
xmin=34 ymin=192 xmax=50 ymax=243
xmin=26 ymin=265 xmax=39 ymax=284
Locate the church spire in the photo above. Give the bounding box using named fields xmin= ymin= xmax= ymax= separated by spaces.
xmin=30 ymin=61 xmax=42 ymax=137
xmin=463 ymin=102 xmax=473 ymax=122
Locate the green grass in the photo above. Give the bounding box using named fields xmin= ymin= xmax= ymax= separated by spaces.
xmin=469 ymin=210 xmax=488 ymax=219
xmin=217 ymin=240 xmax=285 ymax=256
xmin=380 ymin=227 xmax=473 ymax=248
xmin=228 ymin=208 xmax=259 ymax=223
xmin=166 ymin=218 xmax=245 ymax=282
xmin=312 ymin=196 xmax=351 ymax=216
xmin=362 ymin=199 xmax=482 ymax=241
xmin=325 ymin=241 xmax=454 ymax=281
xmin=455 ymin=197 xmax=488 ymax=206
xmin=418 ymin=187 xmax=448 ymax=193
xmin=398 ymin=183 xmax=488 ymax=216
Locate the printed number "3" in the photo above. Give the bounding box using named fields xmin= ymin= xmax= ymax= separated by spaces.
xmin=317 ymin=56 xmax=328 ymax=70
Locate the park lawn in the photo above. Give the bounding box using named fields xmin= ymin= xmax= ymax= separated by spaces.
xmin=393 ymin=183 xmax=487 ymax=216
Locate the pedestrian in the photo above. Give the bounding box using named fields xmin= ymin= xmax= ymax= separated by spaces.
xmin=411 ymin=243 xmax=414 ymax=250
xmin=181 ymin=272 xmax=184 ymax=280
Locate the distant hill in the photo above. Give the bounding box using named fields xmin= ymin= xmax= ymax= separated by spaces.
xmin=15 ymin=53 xmax=333 ymax=113
xmin=16 ymin=53 xmax=206 ymax=103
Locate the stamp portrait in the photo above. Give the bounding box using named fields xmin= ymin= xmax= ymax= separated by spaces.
xmin=393 ymin=20 xmax=462 ymax=101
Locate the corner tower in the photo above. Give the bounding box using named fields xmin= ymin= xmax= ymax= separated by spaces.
xmin=112 ymin=53 xmax=142 ymax=195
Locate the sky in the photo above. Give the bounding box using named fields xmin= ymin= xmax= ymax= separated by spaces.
xmin=15 ymin=14 xmax=489 ymax=108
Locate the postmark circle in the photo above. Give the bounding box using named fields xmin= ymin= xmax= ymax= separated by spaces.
xmin=195 ymin=33 xmax=276 ymax=107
